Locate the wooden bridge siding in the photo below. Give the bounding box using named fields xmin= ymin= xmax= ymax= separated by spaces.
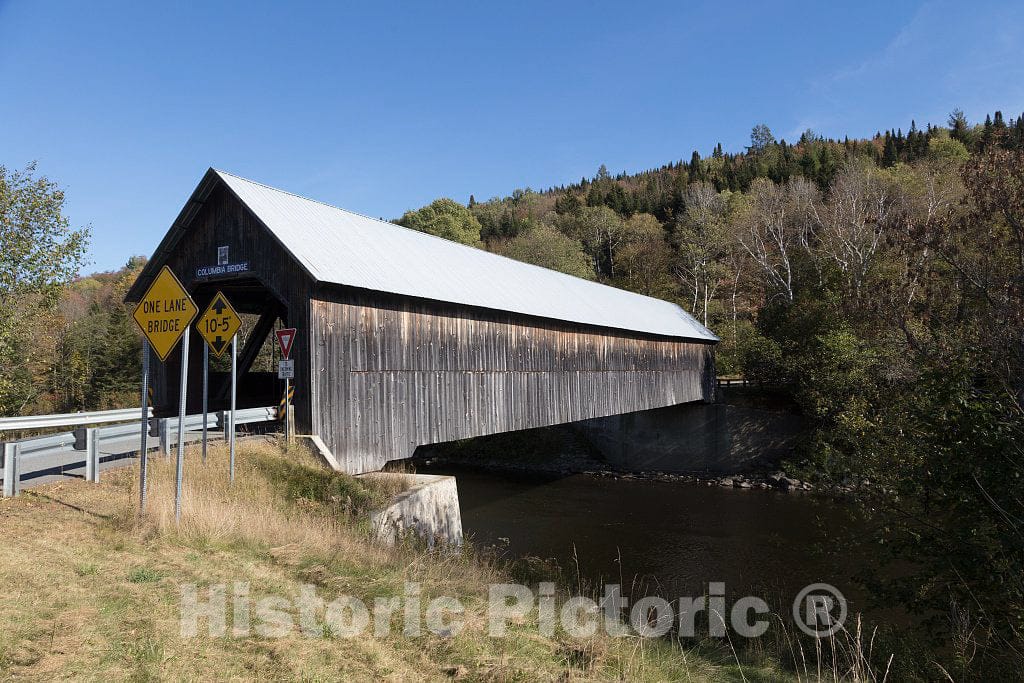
xmin=310 ymin=293 xmax=714 ymax=473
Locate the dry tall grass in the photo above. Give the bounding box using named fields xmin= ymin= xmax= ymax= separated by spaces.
xmin=131 ymin=438 xmax=373 ymax=556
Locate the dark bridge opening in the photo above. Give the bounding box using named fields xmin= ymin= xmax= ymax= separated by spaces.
xmin=156 ymin=277 xmax=289 ymax=416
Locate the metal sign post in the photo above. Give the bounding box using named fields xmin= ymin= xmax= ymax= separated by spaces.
xmin=275 ymin=328 xmax=297 ymax=446
xmin=138 ymin=338 xmax=150 ymax=511
xmin=174 ymin=327 xmax=190 ymax=523
xmin=229 ymin=333 xmax=237 ymax=483
xmin=130 ymin=265 xmax=197 ymax=524
xmin=277 ymin=359 xmax=294 ymax=442
xmin=195 ymin=291 xmax=242 ymax=472
xmin=202 ymin=342 xmax=208 ymax=463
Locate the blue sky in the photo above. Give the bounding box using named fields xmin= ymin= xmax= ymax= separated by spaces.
xmin=1 ymin=0 xmax=1022 ymax=273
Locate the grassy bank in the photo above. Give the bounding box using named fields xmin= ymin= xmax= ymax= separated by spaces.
xmin=0 ymin=438 xmax=871 ymax=681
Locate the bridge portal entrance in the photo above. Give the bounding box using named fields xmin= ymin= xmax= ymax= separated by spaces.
xmin=152 ymin=277 xmax=288 ymax=417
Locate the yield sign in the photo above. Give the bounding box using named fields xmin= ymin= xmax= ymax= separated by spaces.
xmin=132 ymin=266 xmax=198 ymax=362
xmin=276 ymin=328 xmax=297 ymax=359
xmin=196 ymin=291 xmax=242 ymax=358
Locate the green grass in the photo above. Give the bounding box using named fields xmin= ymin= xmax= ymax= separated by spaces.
xmin=126 ymin=567 xmax=163 ymax=584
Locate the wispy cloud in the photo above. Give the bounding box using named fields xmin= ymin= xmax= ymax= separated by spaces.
xmin=796 ymin=0 xmax=1024 ymax=137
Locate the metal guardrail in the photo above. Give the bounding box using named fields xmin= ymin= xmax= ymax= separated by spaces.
xmin=7 ymin=407 xmax=276 ymax=457
xmin=0 ymin=406 xmax=277 ymax=496
xmin=0 ymin=407 xmax=155 ymax=432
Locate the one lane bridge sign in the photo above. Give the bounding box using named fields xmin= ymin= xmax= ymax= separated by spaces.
xmin=132 ymin=266 xmax=199 ymax=361
xmin=196 ymin=291 xmax=242 ymax=357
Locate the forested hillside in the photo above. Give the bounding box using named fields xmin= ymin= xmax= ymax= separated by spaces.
xmin=399 ymin=109 xmax=1024 ymax=671
xmin=402 ymin=109 xmax=1022 ymax=374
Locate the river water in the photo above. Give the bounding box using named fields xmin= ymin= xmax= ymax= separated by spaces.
xmin=419 ymin=465 xmax=871 ymax=619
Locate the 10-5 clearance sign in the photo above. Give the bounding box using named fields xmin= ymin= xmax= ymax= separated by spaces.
xmin=132 ymin=266 xmax=199 ymax=361
xmin=195 ymin=291 xmax=242 ymax=357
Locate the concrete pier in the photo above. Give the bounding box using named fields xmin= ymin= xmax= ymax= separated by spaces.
xmin=366 ymin=474 xmax=463 ymax=547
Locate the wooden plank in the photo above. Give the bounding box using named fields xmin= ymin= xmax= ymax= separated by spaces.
xmin=309 ymin=290 xmax=715 ymax=473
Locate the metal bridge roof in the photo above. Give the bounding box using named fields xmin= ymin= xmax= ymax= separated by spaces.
xmin=133 ymin=169 xmax=718 ymax=342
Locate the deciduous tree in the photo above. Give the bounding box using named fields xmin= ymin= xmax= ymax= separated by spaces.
xmin=0 ymin=163 xmax=88 ymax=414
xmin=493 ymin=221 xmax=594 ymax=280
xmin=397 ymin=198 xmax=482 ymax=246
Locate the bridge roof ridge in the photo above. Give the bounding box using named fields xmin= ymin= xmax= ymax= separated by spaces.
xmin=132 ymin=168 xmax=719 ymax=343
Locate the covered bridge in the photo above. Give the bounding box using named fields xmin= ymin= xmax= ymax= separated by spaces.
xmin=127 ymin=169 xmax=718 ymax=473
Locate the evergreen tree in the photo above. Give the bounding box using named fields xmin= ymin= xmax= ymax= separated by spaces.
xmin=990 ymin=111 xmax=1008 ymax=147
xmin=554 ymin=191 xmax=582 ymax=215
xmin=948 ymin=108 xmax=969 ymax=141
xmin=799 ymin=145 xmax=819 ymax=179
xmin=689 ymin=151 xmax=704 ymax=182
xmin=816 ymin=144 xmax=837 ymax=187
xmin=720 ymin=156 xmax=736 ymax=192
xmin=882 ymin=132 xmax=897 ymax=167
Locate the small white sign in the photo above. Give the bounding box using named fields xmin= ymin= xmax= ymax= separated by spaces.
xmin=277 ymin=359 xmax=294 ymax=379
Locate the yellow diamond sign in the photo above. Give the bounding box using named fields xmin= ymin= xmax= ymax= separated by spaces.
xmin=132 ymin=266 xmax=198 ymax=362
xmin=196 ymin=291 xmax=242 ymax=358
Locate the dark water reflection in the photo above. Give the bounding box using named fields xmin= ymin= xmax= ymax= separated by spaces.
xmin=421 ymin=465 xmax=874 ymax=619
